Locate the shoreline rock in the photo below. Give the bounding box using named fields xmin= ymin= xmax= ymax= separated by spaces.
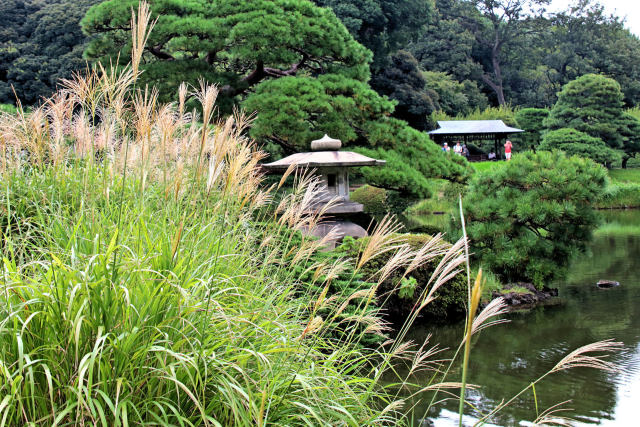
xmin=596 ymin=280 xmax=620 ymax=289
xmin=491 ymin=283 xmax=559 ymax=310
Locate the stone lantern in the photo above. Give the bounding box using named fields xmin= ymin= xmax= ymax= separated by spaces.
xmin=262 ymin=134 xmax=386 ymax=246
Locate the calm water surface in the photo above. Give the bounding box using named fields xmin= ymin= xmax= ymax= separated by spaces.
xmin=404 ymin=210 xmax=640 ymax=426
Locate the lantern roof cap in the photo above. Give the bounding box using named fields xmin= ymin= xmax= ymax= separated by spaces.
xmin=262 ymin=151 xmax=385 ymax=169
xmin=262 ymin=134 xmax=386 ymax=170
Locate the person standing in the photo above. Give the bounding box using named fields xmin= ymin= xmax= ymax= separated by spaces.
xmin=462 ymin=144 xmax=469 ymax=159
xmin=504 ymin=140 xmax=513 ymax=161
xmin=454 ymin=141 xmax=463 ymax=155
xmin=442 ymin=142 xmax=450 ymax=152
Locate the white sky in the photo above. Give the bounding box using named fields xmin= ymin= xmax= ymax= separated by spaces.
xmin=549 ymin=0 xmax=640 ymax=36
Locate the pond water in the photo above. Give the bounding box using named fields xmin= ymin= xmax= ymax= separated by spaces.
xmin=403 ymin=210 xmax=640 ymax=426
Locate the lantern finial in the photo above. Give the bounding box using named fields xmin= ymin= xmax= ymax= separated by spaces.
xmin=311 ymin=134 xmax=342 ymax=151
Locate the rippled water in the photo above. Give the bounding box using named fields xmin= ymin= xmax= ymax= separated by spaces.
xmin=403 ymin=210 xmax=640 ymax=426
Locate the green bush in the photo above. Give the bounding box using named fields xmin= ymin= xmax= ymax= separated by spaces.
xmin=462 ymin=151 xmax=607 ymax=288
xmin=539 ymin=128 xmax=621 ymax=165
xmin=442 ymin=181 xmax=468 ymax=202
xmin=351 ymin=185 xmax=388 ymax=214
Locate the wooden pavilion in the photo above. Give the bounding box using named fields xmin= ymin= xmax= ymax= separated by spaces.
xmin=428 ymin=120 xmax=524 ymax=160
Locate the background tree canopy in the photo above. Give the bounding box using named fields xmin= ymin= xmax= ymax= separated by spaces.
xmin=82 ymin=0 xmax=469 ymax=197
xmin=0 ymin=0 xmax=99 ymax=104
xmin=2 ymin=0 xmax=640 ymax=115
xmin=311 ymin=0 xmax=433 ymax=71
xmin=2 ymin=0 xmax=640 ymax=173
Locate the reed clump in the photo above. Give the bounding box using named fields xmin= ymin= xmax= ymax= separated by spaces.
xmin=0 ymin=2 xmax=622 ymax=426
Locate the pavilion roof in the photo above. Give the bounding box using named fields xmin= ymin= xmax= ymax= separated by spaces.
xmin=428 ymin=120 xmax=524 ymax=136
xmin=262 ymin=151 xmax=386 ymax=170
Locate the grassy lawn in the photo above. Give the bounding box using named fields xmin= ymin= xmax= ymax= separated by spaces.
xmin=608 ymin=168 xmax=640 ymax=183
xmin=470 ymin=160 xmax=504 ymax=173
xmin=0 ymin=103 xmax=17 ymax=114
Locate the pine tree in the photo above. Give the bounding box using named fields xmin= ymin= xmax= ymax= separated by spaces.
xmin=545 ymin=74 xmax=640 ymax=167
xmin=462 ymin=151 xmax=607 ymax=288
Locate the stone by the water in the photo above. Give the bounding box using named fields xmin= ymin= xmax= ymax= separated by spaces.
xmin=596 ymin=280 xmax=620 ymax=289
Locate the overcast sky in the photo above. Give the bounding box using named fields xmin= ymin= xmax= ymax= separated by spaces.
xmin=549 ymin=0 xmax=640 ymax=36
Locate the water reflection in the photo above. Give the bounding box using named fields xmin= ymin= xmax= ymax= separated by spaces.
xmin=403 ymin=210 xmax=640 ymax=426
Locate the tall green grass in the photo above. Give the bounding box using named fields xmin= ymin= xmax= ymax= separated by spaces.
xmin=592 ymin=168 xmax=640 ymax=209
xmin=0 ymin=4 xmax=473 ymax=424
xmin=0 ymin=165 xmax=405 ymax=425
xmin=596 ymin=181 xmax=640 ymax=209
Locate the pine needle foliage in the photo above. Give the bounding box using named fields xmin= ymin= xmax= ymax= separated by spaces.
xmin=461 ymin=151 xmax=607 ymax=288
xmin=544 ymin=74 xmax=640 ymax=164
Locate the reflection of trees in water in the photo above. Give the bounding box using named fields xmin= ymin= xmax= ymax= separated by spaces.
xmin=403 ymin=223 xmax=640 ymax=425
xmin=564 ymin=234 xmax=640 ymax=338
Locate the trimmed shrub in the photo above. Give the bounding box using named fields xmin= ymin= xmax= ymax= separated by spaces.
xmin=544 ymin=74 xmax=640 ymax=154
xmin=351 ymin=185 xmax=388 ymax=214
xmin=539 ymin=128 xmax=621 ymax=165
